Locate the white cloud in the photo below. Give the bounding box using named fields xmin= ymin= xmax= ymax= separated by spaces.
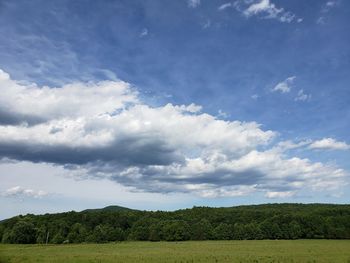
xmin=189 ymin=185 xmax=257 ymax=198
xmin=295 ymin=89 xmax=311 ymax=101
xmin=309 ymin=138 xmax=350 ymax=151
xmin=202 ymin=19 xmax=211 ymax=29
xmin=243 ymin=0 xmax=281 ymax=16
xmin=218 ymin=3 xmax=232 ymax=11
xmin=235 ymin=0 xmax=299 ymax=23
xmin=272 ymin=76 xmax=296 ymax=93
xmin=322 ymin=0 xmax=339 ymax=13
xmin=318 ymin=1 xmax=339 ymax=25
xmin=273 ymin=139 xmax=312 ymax=152
xmin=176 ymin=103 xmax=202 ymax=113
xmin=275 ymin=138 xmax=350 ymax=152
xmin=265 ymin=191 xmax=295 ymax=198
xmin=217 ymin=109 xmax=229 ymax=118
xmin=326 ymin=1 xmax=337 ymax=7
xmin=139 ymin=28 xmax=148 ymax=38
xmin=0 ymin=69 xmax=347 ymax=199
xmin=202 ymin=20 xmax=211 ymax=29
xmin=251 ymin=94 xmax=259 ymax=100
xmin=2 ymin=186 xmax=48 ymax=199
xmin=188 ymin=0 xmax=200 ymax=8
xmin=0 ymin=69 xmax=138 ymax=125
xmin=317 ymin=16 xmax=326 ymax=25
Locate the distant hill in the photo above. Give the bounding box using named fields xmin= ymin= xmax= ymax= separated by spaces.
xmin=82 ymin=205 xmax=134 ymax=213
xmin=1 ymin=203 xmax=350 ymax=244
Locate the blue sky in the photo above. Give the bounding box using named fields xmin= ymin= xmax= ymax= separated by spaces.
xmin=0 ymin=0 xmax=349 ymax=219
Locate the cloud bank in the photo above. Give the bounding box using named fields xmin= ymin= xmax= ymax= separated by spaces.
xmin=0 ymin=69 xmax=347 ymax=198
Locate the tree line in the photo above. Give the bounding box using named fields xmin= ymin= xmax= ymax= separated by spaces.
xmin=1 ymin=203 xmax=350 ymax=244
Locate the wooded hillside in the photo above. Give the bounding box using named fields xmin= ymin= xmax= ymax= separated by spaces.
xmin=1 ymin=203 xmax=350 ymax=243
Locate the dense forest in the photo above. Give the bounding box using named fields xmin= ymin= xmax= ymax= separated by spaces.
xmin=1 ymin=204 xmax=350 ymax=244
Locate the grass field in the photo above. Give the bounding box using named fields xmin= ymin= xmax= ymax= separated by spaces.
xmin=0 ymin=240 xmax=350 ymax=263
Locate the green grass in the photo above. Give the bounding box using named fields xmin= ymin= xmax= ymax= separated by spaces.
xmin=1 ymin=240 xmax=350 ymax=263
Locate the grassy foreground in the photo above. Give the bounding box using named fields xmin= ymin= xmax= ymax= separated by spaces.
xmin=0 ymin=240 xmax=350 ymax=263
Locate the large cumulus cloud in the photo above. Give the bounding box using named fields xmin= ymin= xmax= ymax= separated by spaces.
xmin=0 ymin=69 xmax=347 ymax=198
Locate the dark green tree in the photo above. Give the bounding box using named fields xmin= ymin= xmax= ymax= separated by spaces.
xmin=87 ymin=224 xmax=110 ymax=243
xmin=128 ymin=219 xmax=151 ymax=241
xmin=243 ymin=223 xmax=263 ymax=240
xmin=36 ymin=225 xmax=47 ymax=244
xmin=233 ymin=223 xmax=245 ymax=240
xmin=213 ymin=223 xmax=232 ymax=240
xmin=110 ymin=227 xmax=125 ymax=241
xmin=191 ymin=219 xmax=213 ymax=240
xmin=51 ymin=232 xmax=65 ymax=244
xmin=67 ymin=223 xmax=87 ymax=243
xmin=288 ymin=221 xmax=302 ymax=239
xmin=8 ymin=219 xmax=36 ymax=244
xmin=162 ymin=220 xmax=190 ymax=241
xmin=149 ymin=223 xmax=162 ymax=241
xmin=1 ymin=229 xmax=12 ymax=243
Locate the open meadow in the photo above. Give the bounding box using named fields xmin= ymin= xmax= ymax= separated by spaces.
xmin=1 ymin=240 xmax=350 ymax=263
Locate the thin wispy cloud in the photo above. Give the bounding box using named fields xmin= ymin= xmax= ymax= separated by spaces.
xmin=274 ymin=138 xmax=349 ymax=152
xmin=317 ymin=17 xmax=326 ymax=25
xmin=295 ymin=89 xmax=311 ymax=102
xmin=2 ymin=186 xmax=48 ymax=199
xmin=218 ymin=3 xmax=233 ymax=11
xmin=234 ymin=0 xmax=300 ymax=23
xmin=188 ymin=0 xmax=200 ymax=8
xmin=322 ymin=0 xmax=339 ymax=13
xmin=217 ymin=109 xmax=229 ymax=118
xmin=309 ymin=138 xmax=350 ymax=151
xmin=139 ymin=28 xmax=148 ymax=38
xmin=272 ymin=76 xmax=296 ymax=93
xmin=202 ymin=20 xmax=211 ymax=29
xmin=317 ymin=0 xmax=340 ymax=25
xmin=251 ymin=94 xmax=259 ymax=100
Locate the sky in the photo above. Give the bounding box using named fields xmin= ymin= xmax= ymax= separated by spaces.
xmin=0 ymin=0 xmax=349 ymax=219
